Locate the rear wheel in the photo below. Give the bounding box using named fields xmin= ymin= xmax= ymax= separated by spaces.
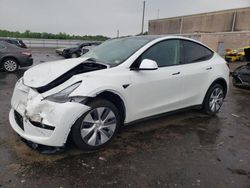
xmin=2 ymin=58 xmax=18 ymax=72
xmin=71 ymin=99 xmax=121 ymax=150
xmin=203 ymin=84 xmax=224 ymax=115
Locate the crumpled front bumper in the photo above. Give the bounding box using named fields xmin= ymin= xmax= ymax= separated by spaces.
xmin=9 ymin=80 xmax=90 ymax=147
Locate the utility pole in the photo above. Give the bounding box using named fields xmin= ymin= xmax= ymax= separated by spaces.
xmin=157 ymin=9 xmax=160 ymax=19
xmin=117 ymin=29 xmax=120 ymax=38
xmin=141 ymin=0 xmax=146 ymax=35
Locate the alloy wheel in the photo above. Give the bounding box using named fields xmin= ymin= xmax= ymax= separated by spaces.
xmin=3 ymin=60 xmax=18 ymax=72
xmin=209 ymin=88 xmax=224 ymax=112
xmin=80 ymin=107 xmax=117 ymax=146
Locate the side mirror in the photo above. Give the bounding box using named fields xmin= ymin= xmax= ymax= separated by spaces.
xmin=133 ymin=59 xmax=158 ymax=71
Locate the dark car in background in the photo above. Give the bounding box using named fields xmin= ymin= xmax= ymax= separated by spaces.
xmin=232 ymin=64 xmax=250 ymax=88
xmin=61 ymin=42 xmax=101 ymax=58
xmin=0 ymin=41 xmax=33 ymax=72
xmin=232 ymin=47 xmax=250 ymax=88
xmin=0 ymin=38 xmax=27 ymax=49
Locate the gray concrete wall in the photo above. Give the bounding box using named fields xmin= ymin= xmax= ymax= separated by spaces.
xmin=235 ymin=9 xmax=250 ymax=31
xmin=148 ymin=7 xmax=250 ymax=55
xmin=149 ymin=7 xmax=250 ymax=34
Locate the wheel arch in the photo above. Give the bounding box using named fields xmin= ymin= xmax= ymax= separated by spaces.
xmin=203 ymin=77 xmax=228 ymax=105
xmin=87 ymin=90 xmax=126 ymax=124
xmin=0 ymin=56 xmax=19 ymax=68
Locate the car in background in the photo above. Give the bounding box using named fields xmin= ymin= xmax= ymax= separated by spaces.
xmin=9 ymin=36 xmax=229 ymax=151
xmin=61 ymin=42 xmax=101 ymax=58
xmin=225 ymin=46 xmax=250 ymax=62
xmin=55 ymin=48 xmax=65 ymax=56
xmin=232 ymin=63 xmax=250 ymax=88
xmin=0 ymin=41 xmax=33 ymax=72
xmin=0 ymin=38 xmax=28 ymax=49
xmin=232 ymin=48 xmax=250 ymax=88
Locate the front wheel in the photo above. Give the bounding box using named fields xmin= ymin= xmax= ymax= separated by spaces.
xmin=71 ymin=99 xmax=121 ymax=150
xmin=203 ymin=84 xmax=225 ymax=115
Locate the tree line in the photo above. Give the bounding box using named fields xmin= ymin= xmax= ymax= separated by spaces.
xmin=0 ymin=29 xmax=109 ymax=41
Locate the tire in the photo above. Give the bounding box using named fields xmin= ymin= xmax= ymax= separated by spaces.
xmin=203 ymin=84 xmax=225 ymax=115
xmin=71 ymin=53 xmax=78 ymax=58
xmin=71 ymin=98 xmax=121 ymax=150
xmin=2 ymin=58 xmax=18 ymax=72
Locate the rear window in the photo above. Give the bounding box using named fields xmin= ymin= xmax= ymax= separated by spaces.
xmin=182 ymin=40 xmax=214 ymax=64
xmin=18 ymin=40 xmax=27 ymax=48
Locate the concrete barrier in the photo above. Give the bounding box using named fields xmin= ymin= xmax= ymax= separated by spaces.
xmin=1 ymin=37 xmax=99 ymax=48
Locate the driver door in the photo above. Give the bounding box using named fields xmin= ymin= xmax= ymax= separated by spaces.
xmin=129 ymin=39 xmax=184 ymax=121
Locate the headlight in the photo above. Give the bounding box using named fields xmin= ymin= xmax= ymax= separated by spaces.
xmin=46 ymin=82 xmax=82 ymax=103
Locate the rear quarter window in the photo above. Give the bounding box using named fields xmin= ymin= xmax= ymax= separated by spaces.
xmin=182 ymin=40 xmax=214 ymax=64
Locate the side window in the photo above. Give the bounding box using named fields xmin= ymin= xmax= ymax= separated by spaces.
xmin=139 ymin=40 xmax=180 ymax=67
xmin=182 ymin=40 xmax=214 ymax=64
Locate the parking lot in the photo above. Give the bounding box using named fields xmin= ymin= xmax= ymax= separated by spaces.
xmin=0 ymin=48 xmax=250 ymax=188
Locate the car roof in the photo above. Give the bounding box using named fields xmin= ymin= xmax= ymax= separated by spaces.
xmin=123 ymin=35 xmax=204 ymax=43
xmin=125 ymin=35 xmax=214 ymax=52
xmin=0 ymin=40 xmax=22 ymax=49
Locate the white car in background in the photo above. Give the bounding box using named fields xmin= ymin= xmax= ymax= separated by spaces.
xmin=9 ymin=36 xmax=229 ymax=151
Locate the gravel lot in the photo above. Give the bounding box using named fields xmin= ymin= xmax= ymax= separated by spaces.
xmin=0 ymin=48 xmax=250 ymax=188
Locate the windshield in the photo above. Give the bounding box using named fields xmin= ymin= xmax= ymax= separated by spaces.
xmin=81 ymin=37 xmax=153 ymax=65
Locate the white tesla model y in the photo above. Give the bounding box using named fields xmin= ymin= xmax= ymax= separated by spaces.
xmin=9 ymin=36 xmax=229 ymax=150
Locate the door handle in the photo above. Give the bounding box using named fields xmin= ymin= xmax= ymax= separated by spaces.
xmin=172 ymin=72 xmax=180 ymax=75
xmin=206 ymin=67 xmax=212 ymax=70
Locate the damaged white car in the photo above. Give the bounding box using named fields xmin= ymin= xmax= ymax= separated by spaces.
xmin=9 ymin=36 xmax=229 ymax=150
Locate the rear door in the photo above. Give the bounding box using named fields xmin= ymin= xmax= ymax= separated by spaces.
xmin=179 ymin=40 xmax=215 ymax=107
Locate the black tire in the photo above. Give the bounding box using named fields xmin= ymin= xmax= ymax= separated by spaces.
xmin=71 ymin=98 xmax=121 ymax=150
xmin=203 ymin=84 xmax=225 ymax=115
xmin=2 ymin=58 xmax=18 ymax=72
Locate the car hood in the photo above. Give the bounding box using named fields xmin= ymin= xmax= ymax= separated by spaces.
xmin=23 ymin=58 xmax=108 ymax=90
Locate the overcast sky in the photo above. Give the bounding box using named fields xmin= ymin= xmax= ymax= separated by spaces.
xmin=0 ymin=0 xmax=249 ymax=37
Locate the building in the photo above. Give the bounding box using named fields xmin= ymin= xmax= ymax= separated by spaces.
xmin=148 ymin=7 xmax=250 ymax=55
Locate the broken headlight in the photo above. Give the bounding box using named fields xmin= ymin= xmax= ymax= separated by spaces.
xmin=46 ymin=82 xmax=82 ymax=103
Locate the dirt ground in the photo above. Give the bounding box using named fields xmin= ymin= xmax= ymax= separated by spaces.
xmin=0 ymin=48 xmax=250 ymax=188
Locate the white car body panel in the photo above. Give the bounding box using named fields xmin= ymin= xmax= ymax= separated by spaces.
xmin=9 ymin=36 xmax=230 ymax=147
xmin=129 ymin=66 xmax=183 ymax=121
xmin=23 ymin=57 xmax=88 ymax=88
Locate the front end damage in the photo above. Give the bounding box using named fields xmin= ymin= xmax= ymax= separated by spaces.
xmin=9 ymin=79 xmax=90 ymax=148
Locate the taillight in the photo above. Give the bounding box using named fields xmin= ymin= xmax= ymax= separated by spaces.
xmin=21 ymin=51 xmax=31 ymax=56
